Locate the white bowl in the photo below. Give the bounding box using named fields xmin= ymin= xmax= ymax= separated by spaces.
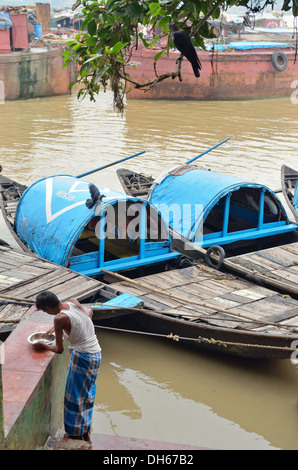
xmin=27 ymin=332 xmax=55 ymax=345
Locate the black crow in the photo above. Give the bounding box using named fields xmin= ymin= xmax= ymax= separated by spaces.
xmin=85 ymin=183 xmax=104 ymax=209
xmin=169 ymin=23 xmax=202 ymax=77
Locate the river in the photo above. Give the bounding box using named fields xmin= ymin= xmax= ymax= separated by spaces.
xmin=1 ymin=91 xmax=298 ymax=450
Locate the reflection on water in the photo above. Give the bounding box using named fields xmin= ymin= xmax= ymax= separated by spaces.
xmin=1 ymin=91 xmax=298 ymax=449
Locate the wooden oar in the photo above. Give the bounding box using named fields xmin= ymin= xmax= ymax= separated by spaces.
xmin=0 ymin=293 xmax=35 ymax=304
xmin=185 ymin=138 xmax=230 ymax=164
xmin=76 ymin=151 xmax=146 ymax=178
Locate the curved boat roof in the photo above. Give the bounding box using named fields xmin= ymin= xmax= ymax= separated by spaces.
xmin=15 ymin=174 xmax=141 ymax=266
xmin=148 ymin=165 xmax=291 ymax=240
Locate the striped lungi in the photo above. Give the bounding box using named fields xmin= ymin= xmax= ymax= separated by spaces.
xmin=64 ymin=349 xmax=101 ymax=437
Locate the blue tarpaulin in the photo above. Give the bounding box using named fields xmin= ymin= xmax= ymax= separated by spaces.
xmin=148 ymin=165 xmax=292 ymax=243
xmin=14 ymin=175 xmax=132 ymax=267
xmin=0 ymin=12 xmax=13 ymax=29
xmin=149 ymin=166 xmax=250 ymax=239
xmin=294 ymin=185 xmax=298 ymax=210
xmin=205 ymin=41 xmax=290 ymax=52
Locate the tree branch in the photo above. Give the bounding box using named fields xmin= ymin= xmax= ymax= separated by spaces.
xmin=122 ymin=55 xmax=183 ymax=92
xmin=191 ymin=0 xmax=226 ymax=36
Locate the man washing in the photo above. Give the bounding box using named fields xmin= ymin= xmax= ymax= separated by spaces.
xmin=33 ymin=290 xmax=101 ymax=443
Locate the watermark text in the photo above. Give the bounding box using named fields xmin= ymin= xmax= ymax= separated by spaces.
xmin=290 ymin=80 xmax=298 ymax=105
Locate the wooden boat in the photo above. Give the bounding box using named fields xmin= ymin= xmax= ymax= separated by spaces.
xmin=0 ymin=172 xmax=28 ymax=251
xmin=0 ymin=169 xmax=179 ymax=278
xmin=3 ymin=167 xmax=298 ymax=359
xmin=117 ymin=165 xmax=298 ymax=254
xmin=0 ymin=243 xmax=146 ymax=342
xmin=281 ymin=164 xmax=298 ymax=223
xmin=117 ymin=168 xmax=154 ymax=199
xmin=97 ymin=266 xmax=298 ymax=360
xmin=127 ymin=42 xmax=298 ymax=101
xmin=2 ymin=166 xmax=298 ymax=298
xmin=116 ymin=166 xmax=298 ymax=299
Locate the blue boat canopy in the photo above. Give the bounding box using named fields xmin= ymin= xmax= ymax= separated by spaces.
xmin=15 ymin=175 xmax=176 ymax=276
xmin=294 ymin=185 xmax=298 ymax=210
xmin=148 ymin=165 xmax=297 ymax=248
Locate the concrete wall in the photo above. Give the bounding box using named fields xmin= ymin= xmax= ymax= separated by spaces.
xmin=0 ymin=47 xmax=75 ymax=100
xmin=0 ymin=313 xmax=70 ymax=450
xmin=0 ymin=364 xmax=4 ymax=448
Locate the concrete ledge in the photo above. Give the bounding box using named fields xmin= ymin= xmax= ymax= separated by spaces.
xmin=1 ymin=308 xmax=69 ymax=450
xmin=46 ymin=433 xmax=204 ymax=451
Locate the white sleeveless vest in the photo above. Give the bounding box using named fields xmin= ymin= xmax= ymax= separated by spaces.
xmin=62 ymin=302 xmax=101 ymax=354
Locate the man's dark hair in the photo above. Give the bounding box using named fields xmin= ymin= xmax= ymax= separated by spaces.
xmin=36 ymin=291 xmax=60 ymax=310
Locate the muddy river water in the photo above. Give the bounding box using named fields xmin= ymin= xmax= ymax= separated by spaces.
xmin=1 ymin=91 xmax=298 ymax=449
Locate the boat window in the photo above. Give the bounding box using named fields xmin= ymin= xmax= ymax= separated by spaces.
xmin=72 ymin=216 xmax=100 ymax=256
xmin=203 ymin=198 xmax=225 ymax=234
xmin=263 ymin=190 xmax=285 ymax=223
xmin=103 ymin=201 xmax=168 ymax=261
xmin=145 ymin=204 xmax=168 ymax=242
xmin=104 ymin=201 xmax=140 ymax=261
xmin=228 ymin=187 xmax=259 ymax=232
xmin=72 ymin=201 xmax=169 ymax=262
xmin=203 ymin=187 xmax=287 ymax=237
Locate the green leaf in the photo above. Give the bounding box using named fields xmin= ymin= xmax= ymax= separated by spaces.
xmin=94 ymin=66 xmax=110 ymax=83
xmin=281 ymin=0 xmax=292 ymax=11
xmin=86 ymin=37 xmax=97 ymax=47
xmin=111 ymin=41 xmax=129 ymax=55
xmin=139 ymin=32 xmax=150 ymax=47
xmin=87 ymin=18 xmax=97 ymax=36
xmin=154 ymin=49 xmax=166 ymax=61
xmin=62 ymin=59 xmax=72 ymax=68
xmin=158 ymin=15 xmax=172 ymax=28
xmin=148 ymin=35 xmax=160 ymax=48
xmin=84 ymin=53 xmax=103 ymax=64
xmin=124 ymin=1 xmax=145 ymax=18
xmin=148 ymin=2 xmax=162 ymax=17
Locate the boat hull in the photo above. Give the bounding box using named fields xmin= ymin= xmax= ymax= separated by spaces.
xmin=127 ymin=46 xmax=298 ymax=100
xmin=100 ymin=308 xmax=298 ymax=360
xmin=281 ymin=164 xmax=298 ymax=223
xmin=0 ymin=46 xmax=75 ymax=100
xmin=2 ymin=171 xmax=298 ymax=360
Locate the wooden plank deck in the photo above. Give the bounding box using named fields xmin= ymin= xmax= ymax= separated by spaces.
xmin=223 ymin=241 xmax=298 ymax=297
xmin=0 ymin=245 xmax=101 ymax=331
xmin=110 ymin=263 xmax=298 ymax=336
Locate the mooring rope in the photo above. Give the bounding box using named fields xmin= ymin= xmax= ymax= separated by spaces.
xmin=94 ymin=324 xmax=296 ymax=352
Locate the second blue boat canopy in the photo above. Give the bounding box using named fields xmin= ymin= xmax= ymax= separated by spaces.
xmin=148 ymin=164 xmax=297 ymax=246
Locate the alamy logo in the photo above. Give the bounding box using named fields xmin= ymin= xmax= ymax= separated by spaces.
xmin=0 ymin=81 xmax=4 ymax=104
xmin=290 ymin=80 xmax=298 ymax=105
xmin=290 ymin=340 xmax=298 ymax=364
xmin=93 ymin=201 xmax=204 ymax=243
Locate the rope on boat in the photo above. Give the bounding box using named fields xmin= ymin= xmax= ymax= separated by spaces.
xmin=94 ymin=324 xmax=297 ymax=352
